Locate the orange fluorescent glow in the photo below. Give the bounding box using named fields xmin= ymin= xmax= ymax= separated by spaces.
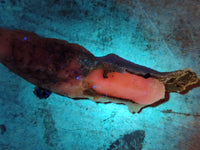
xmin=85 ymin=69 xmax=165 ymax=105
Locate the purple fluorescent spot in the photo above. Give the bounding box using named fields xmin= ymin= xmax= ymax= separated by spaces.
xmin=23 ymin=37 xmax=27 ymax=41
xmin=93 ymin=85 xmax=96 ymax=88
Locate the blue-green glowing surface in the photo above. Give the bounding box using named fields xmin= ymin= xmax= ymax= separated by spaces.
xmin=0 ymin=0 xmax=200 ymax=150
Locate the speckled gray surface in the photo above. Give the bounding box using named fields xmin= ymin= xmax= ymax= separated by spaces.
xmin=0 ymin=0 xmax=200 ymax=150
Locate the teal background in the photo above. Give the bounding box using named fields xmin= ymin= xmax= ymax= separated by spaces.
xmin=0 ymin=0 xmax=200 ymax=150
